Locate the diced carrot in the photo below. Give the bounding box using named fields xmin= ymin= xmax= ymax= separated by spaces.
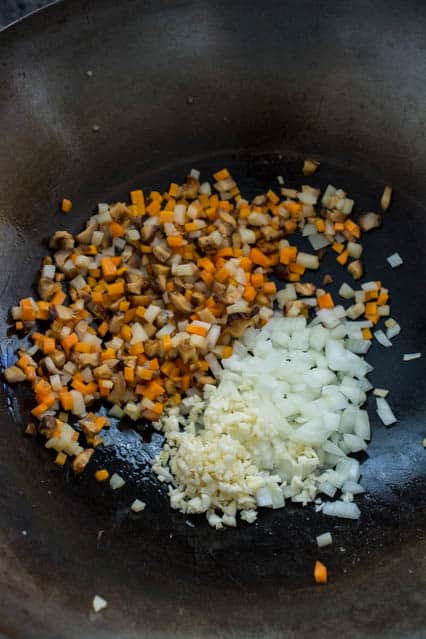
xmin=332 ymin=242 xmax=344 ymax=254
xmin=184 ymin=221 xmax=198 ymax=232
xmin=336 ymin=250 xmax=349 ymax=266
xmin=315 ymin=218 xmax=325 ymax=232
xmin=162 ymin=335 xmax=172 ymax=352
xmin=168 ymin=182 xmax=179 ymax=197
xmin=239 ymin=257 xmax=252 ymax=272
xmin=62 ymin=332 xmax=78 ymax=353
xmin=243 ymin=286 xmax=256 ymax=303
xmin=55 ymin=451 xmax=67 ymax=466
xmin=101 ymin=257 xmax=117 ymax=281
xmin=251 ymin=273 xmax=264 ymax=288
xmin=43 ymin=393 xmax=56 ymax=408
xmin=167 ymin=236 xmax=185 ymax=248
xmin=120 ymin=325 xmax=133 ymax=342
xmin=37 ymin=301 xmax=50 ymax=320
xmin=144 ymin=381 xmax=165 ymax=400
xmin=161 ymin=210 xmax=175 ymax=224
xmin=61 ymin=198 xmax=72 ymax=213
xmin=280 ymin=246 xmax=297 ymax=265
xmin=283 ymin=219 xmax=298 ymax=234
xmin=130 ymin=189 xmax=145 ymax=210
xmin=152 ymin=402 xmax=164 ymax=415
xmin=365 ymin=302 xmax=377 ymax=315
xmin=217 ymin=247 xmax=234 ymax=258
xmin=198 ymin=257 xmax=215 ymax=272
xmin=26 ymin=366 xmax=36 ymax=381
xmin=20 ymin=298 xmax=36 ymax=321
xmin=267 ymin=189 xmax=280 ymax=205
xmin=283 ymin=201 xmax=302 ymax=215
xmin=139 ymin=368 xmax=154 ymax=381
xmin=263 ymin=281 xmax=277 ymax=295
xmin=101 ymin=348 xmax=116 ymax=361
xmin=222 ymin=346 xmax=233 ymax=359
xmin=365 ymin=313 xmax=380 ymax=325
xmin=149 ymin=358 xmax=160 ymax=370
xmin=314 ymin=560 xmax=327 ymax=584
xmin=129 ymin=342 xmax=144 ymax=356
xmin=200 ymin=270 xmax=214 ymax=286
xmin=95 ymin=469 xmax=109 ymax=482
xmin=187 ymin=324 xmax=208 ymax=337
xmin=215 ymin=266 xmax=230 ymax=283
xmin=213 ymin=168 xmax=230 ymax=181
xmin=363 ymin=289 xmax=377 ymax=302
xmin=146 ymin=199 xmax=161 ymax=216
xmin=15 ymin=321 xmax=24 ymax=330
xmin=181 ymin=374 xmax=191 ymax=391
xmin=317 ymin=293 xmax=334 ymax=309
xmin=98 ymin=321 xmax=108 ymax=337
xmin=250 ymin=247 xmax=270 ymax=268
xmin=110 ymin=222 xmax=125 ymax=237
xmin=238 ymin=205 xmax=250 ymax=219
xmin=287 ymin=272 xmax=301 ymax=282
xmin=92 ymin=290 xmax=104 ymax=305
xmin=50 ymin=289 xmax=66 ymax=305
xmin=124 ymin=308 xmax=136 ymax=323
xmin=107 ymin=281 xmax=125 ymax=298
xmin=31 ymin=402 xmax=48 ymax=417
xmin=288 ymin=263 xmax=305 ymax=274
xmin=74 ymin=341 xmax=91 ymax=353
xmin=334 ymin=222 xmax=345 ymax=232
xmin=124 ymin=367 xmax=134 ymax=383
xmin=344 ymin=219 xmax=360 ymax=239
xmin=362 ymin=328 xmax=373 ymax=340
xmin=17 ymin=354 xmax=31 ymax=370
xmin=377 ymin=291 xmax=389 ymax=306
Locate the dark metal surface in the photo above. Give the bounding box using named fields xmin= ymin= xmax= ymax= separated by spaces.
xmin=0 ymin=0 xmax=49 ymax=28
xmin=0 ymin=1 xmax=425 ymax=638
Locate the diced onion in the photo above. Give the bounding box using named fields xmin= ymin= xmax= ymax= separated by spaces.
xmin=376 ymin=397 xmax=397 ymax=426
xmin=386 ymin=252 xmax=403 ymax=268
xmin=322 ymin=500 xmax=361 ymax=519
xmin=316 ymin=532 xmax=332 ymax=547
xmin=403 ymin=352 xmax=421 ymax=361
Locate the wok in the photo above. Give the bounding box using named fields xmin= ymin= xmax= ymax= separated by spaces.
xmin=0 ymin=1 xmax=425 ymax=637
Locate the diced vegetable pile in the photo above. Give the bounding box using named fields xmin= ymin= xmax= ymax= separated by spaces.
xmin=3 ymin=164 xmax=402 ymax=502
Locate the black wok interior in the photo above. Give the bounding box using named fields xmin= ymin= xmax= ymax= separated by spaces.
xmin=0 ymin=1 xmax=425 ymax=637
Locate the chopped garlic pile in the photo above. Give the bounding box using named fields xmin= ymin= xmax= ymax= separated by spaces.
xmin=153 ymin=313 xmax=372 ymax=527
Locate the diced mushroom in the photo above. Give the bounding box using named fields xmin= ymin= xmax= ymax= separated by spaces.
xmin=303 ymin=159 xmax=320 ymax=176
xmin=380 ymin=185 xmax=392 ymax=211
xmin=153 ymin=244 xmax=172 ymax=263
xmin=169 ymin=292 xmax=192 ymax=314
xmin=295 ymin=282 xmax=317 ymax=296
xmin=72 ymin=448 xmax=94 ymax=474
xmin=38 ymin=277 xmax=57 ymax=301
xmin=49 ymin=231 xmax=75 ymax=250
xmin=347 ymin=260 xmax=364 ymax=280
xmin=50 ymin=304 xmax=75 ymax=321
xmin=359 ymin=212 xmax=382 ymax=232
xmin=4 ymin=365 xmax=27 ymax=383
xmin=76 ymin=221 xmax=98 ymax=245
xmin=180 ymin=176 xmax=199 ymax=199
xmin=38 ymin=415 xmax=57 ymax=436
xmin=24 ymin=422 xmax=37 ymax=437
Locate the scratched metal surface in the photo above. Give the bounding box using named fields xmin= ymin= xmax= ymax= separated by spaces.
xmin=0 ymin=1 xmax=425 ymax=638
